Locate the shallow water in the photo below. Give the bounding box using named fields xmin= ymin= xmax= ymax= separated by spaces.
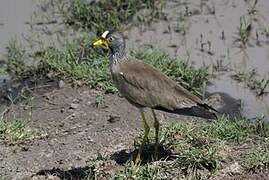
xmin=0 ymin=0 xmax=35 ymax=54
xmin=127 ymin=0 xmax=269 ymax=120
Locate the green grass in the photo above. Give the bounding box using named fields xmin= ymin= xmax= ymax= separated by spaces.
xmin=41 ymin=35 xmax=209 ymax=93
xmin=114 ymin=162 xmax=163 ymax=179
xmin=237 ymin=16 xmax=252 ymax=47
xmin=174 ymin=14 xmax=190 ymax=35
xmin=2 ymin=38 xmax=28 ymax=76
xmin=94 ymin=92 xmax=106 ymax=108
xmin=5 ymin=86 xmax=35 ymax=105
xmin=62 ymin=0 xmax=164 ymax=34
xmin=42 ymin=36 xmax=117 ymax=93
xmin=199 ymin=117 xmax=264 ymax=142
xmin=113 ymin=117 xmax=269 ymax=179
xmin=0 ymin=38 xmax=45 ymax=79
xmin=0 ymin=67 xmax=5 ymax=76
xmin=164 ymin=116 xmax=268 ymax=143
xmin=0 ymin=118 xmax=47 ymax=144
xmin=243 ymin=140 xmax=269 ymax=172
xmin=232 ymin=69 xmax=269 ymax=96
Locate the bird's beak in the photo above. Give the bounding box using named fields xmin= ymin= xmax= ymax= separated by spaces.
xmin=92 ymin=38 xmax=109 ymax=50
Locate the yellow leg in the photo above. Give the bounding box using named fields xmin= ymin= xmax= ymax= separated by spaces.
xmin=151 ymin=109 xmax=160 ymax=160
xmin=135 ymin=110 xmax=150 ymax=164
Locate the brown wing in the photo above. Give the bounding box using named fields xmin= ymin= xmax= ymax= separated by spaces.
xmin=117 ymin=60 xmax=202 ymax=108
xmin=115 ymin=60 xmax=217 ymax=119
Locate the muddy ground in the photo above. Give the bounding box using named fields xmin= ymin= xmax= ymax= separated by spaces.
xmin=0 ymin=0 xmax=269 ymax=179
xmin=0 ymin=81 xmax=267 ymax=179
xmin=0 ymin=82 xmax=191 ymax=179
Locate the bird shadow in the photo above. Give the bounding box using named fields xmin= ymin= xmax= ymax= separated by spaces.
xmin=206 ymin=92 xmax=243 ymax=119
xmin=33 ymin=145 xmax=173 ymax=178
xmin=110 ymin=143 xmax=173 ymax=165
xmin=34 ymin=166 xmax=92 ymax=179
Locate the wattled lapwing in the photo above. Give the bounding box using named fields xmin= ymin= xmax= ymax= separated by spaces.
xmin=93 ymin=31 xmax=217 ymax=164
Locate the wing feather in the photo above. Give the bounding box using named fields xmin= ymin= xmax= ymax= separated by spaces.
xmin=117 ymin=60 xmax=202 ymax=110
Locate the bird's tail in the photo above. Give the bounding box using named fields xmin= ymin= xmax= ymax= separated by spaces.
xmin=196 ymin=103 xmax=218 ymax=120
xmin=154 ymin=104 xmax=218 ymax=120
xmin=175 ymin=105 xmax=217 ymax=120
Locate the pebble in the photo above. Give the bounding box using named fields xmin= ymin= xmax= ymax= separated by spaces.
xmin=70 ymin=103 xmax=79 ymax=109
xmin=107 ymin=114 xmax=120 ymax=123
xmin=58 ymin=80 xmax=65 ymax=88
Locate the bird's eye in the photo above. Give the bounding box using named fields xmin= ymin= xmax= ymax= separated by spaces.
xmin=107 ymin=37 xmax=113 ymax=42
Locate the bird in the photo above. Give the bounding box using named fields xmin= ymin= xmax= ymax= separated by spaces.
xmin=92 ymin=30 xmax=217 ymax=164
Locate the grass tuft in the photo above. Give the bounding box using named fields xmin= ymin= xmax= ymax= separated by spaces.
xmin=243 ymin=140 xmax=269 ymax=172
xmin=237 ymin=16 xmax=252 ymax=47
xmin=0 ymin=118 xmax=46 ymax=144
xmin=232 ymin=69 xmax=269 ymax=96
xmin=63 ymin=0 xmax=164 ymax=34
xmin=3 ymin=38 xmax=28 ymax=76
xmin=0 ymin=67 xmax=6 ymax=76
xmin=202 ymin=117 xmax=255 ymax=142
xmin=94 ymin=92 xmax=106 ymax=108
xmin=162 ymin=116 xmax=269 ymax=143
xmin=174 ymin=145 xmax=221 ymax=177
xmin=114 ymin=162 xmax=160 ymax=179
xmin=42 ymin=36 xmax=116 ymax=92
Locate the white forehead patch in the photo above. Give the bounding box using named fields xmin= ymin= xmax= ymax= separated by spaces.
xmin=101 ymin=30 xmax=109 ymax=38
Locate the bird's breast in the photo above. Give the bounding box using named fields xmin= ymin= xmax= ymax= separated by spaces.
xmin=110 ymin=64 xmax=123 ymax=88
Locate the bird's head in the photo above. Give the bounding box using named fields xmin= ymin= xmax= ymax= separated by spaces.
xmin=92 ymin=31 xmax=125 ymax=54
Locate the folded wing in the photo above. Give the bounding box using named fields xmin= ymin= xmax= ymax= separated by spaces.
xmin=116 ymin=60 xmax=217 ymax=119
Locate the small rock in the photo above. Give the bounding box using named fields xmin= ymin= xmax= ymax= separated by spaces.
xmin=107 ymin=114 xmax=120 ymax=123
xmin=229 ymin=162 xmax=243 ymax=174
xmin=46 ymin=72 xmax=53 ymax=78
xmin=82 ymin=90 xmax=90 ymax=94
xmin=58 ymin=80 xmax=65 ymax=88
xmin=47 ymin=175 xmax=61 ymax=180
xmin=87 ymin=136 xmax=94 ymax=143
xmin=87 ymin=101 xmax=92 ymax=106
xmin=59 ymin=122 xmax=64 ymax=127
xmin=23 ymin=105 xmax=31 ymax=110
xmin=70 ymin=103 xmax=79 ymax=109
xmin=75 ymin=80 xmax=83 ymax=87
xmin=72 ymin=98 xmax=81 ymax=103
xmin=21 ymin=146 xmax=29 ymax=152
xmin=219 ymin=162 xmax=243 ymax=175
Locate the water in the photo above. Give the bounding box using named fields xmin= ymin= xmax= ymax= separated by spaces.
xmin=127 ymin=0 xmax=269 ymax=120
xmin=0 ymin=0 xmax=35 ymax=53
